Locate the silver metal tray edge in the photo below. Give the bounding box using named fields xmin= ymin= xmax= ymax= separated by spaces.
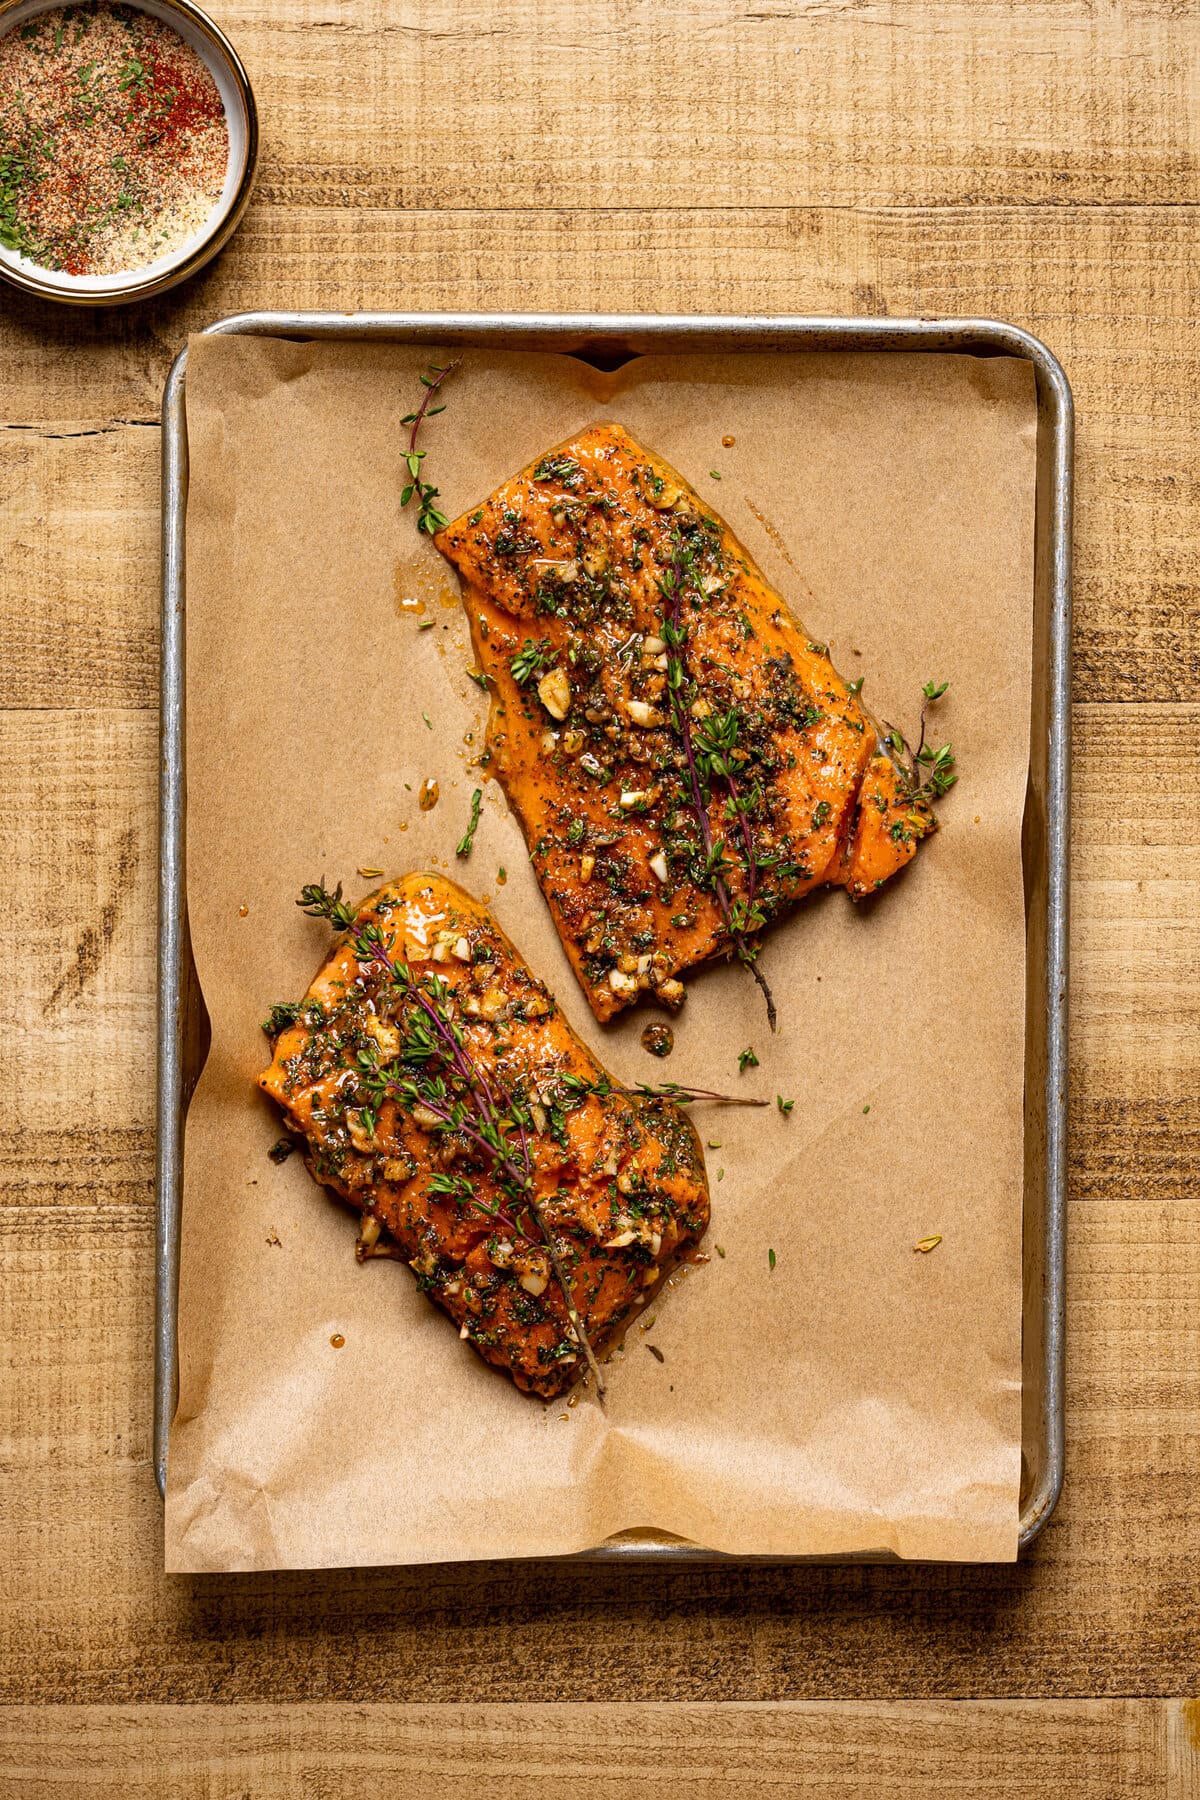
xmin=156 ymin=311 xmax=1072 ymax=1562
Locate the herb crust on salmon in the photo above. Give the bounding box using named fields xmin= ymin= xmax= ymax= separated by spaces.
xmin=258 ymin=873 xmax=710 ymax=1399
xmin=436 ymin=422 xmax=950 ymax=1024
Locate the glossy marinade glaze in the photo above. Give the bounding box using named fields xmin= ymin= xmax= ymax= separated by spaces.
xmin=436 ymin=422 xmax=936 ymax=1022
xmin=258 ymin=873 xmax=709 ymax=1398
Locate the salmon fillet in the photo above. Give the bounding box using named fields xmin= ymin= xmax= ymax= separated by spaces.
xmin=258 ymin=873 xmax=709 ymax=1399
xmin=435 ymin=422 xmax=938 ymax=1024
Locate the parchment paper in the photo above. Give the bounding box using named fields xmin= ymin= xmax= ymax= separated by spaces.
xmin=165 ymin=337 xmax=1036 ymax=1570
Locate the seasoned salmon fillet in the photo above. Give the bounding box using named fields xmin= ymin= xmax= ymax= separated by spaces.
xmin=258 ymin=873 xmax=709 ymax=1399
xmin=436 ymin=423 xmax=940 ymax=1024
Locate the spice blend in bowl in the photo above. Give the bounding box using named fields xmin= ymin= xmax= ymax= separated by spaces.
xmin=0 ymin=3 xmax=228 ymax=273
xmin=0 ymin=0 xmax=255 ymax=301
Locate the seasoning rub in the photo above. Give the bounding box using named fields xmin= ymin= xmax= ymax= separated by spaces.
xmin=435 ymin=423 xmax=945 ymax=1025
xmin=0 ymin=2 xmax=228 ymax=275
xmin=259 ymin=873 xmax=710 ymax=1400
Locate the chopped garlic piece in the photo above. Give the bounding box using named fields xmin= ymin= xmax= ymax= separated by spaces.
xmin=537 ymin=666 xmax=571 ymax=721
xmin=363 ymin=1015 xmax=401 ymax=1060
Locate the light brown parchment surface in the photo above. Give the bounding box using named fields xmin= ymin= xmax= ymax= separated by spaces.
xmin=165 ymin=336 xmax=1036 ymax=1570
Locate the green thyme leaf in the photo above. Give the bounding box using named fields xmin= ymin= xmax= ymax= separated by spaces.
xmin=297 ymin=880 xmax=356 ymax=931
xmin=456 ymin=788 xmax=484 ymax=858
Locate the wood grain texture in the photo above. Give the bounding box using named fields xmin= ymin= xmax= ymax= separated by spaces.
xmin=0 ymin=426 xmax=160 ymax=711
xmin=0 ymin=1701 xmax=1176 ymax=1797
xmin=2 ymin=703 xmax=1193 ymax=1215
xmin=1169 ymin=1700 xmax=1200 ymax=1800
xmin=8 ymin=0 xmax=1194 ymax=221
xmin=2 ymin=1198 xmax=1198 ymax=1702
xmin=231 ymin=0 xmax=1198 ymax=209
xmin=1071 ymin=703 xmax=1200 ymax=1201
xmin=3 ymin=208 xmax=1199 ymax=709
xmin=2 ymin=0 xmax=1200 ymax=1757
xmin=0 ymin=712 xmax=156 ymax=1210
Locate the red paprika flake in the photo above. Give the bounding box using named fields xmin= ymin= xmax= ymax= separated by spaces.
xmin=0 ymin=1 xmax=230 ymax=275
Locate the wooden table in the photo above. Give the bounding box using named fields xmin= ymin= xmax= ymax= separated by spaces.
xmin=2 ymin=2 xmax=1198 ymax=1792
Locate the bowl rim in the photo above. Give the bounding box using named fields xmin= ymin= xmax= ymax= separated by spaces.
xmin=0 ymin=0 xmax=258 ymax=305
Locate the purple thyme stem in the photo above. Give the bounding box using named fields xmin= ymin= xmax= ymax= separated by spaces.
xmin=363 ymin=942 xmax=523 ymax=1186
xmin=407 ymin=357 xmax=461 ymax=454
xmin=367 ymin=940 xmax=501 ymax=1114
xmin=724 ymin=768 xmax=758 ymax=912
xmin=368 ymin=940 xmax=607 ymax=1395
xmin=635 ymin=1083 xmax=769 ymax=1107
xmin=387 ymin=1080 xmax=530 ymax=1200
xmin=414 ymin=984 xmax=502 ymax=1115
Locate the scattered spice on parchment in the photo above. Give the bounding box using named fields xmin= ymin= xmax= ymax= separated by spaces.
xmin=0 ymin=1 xmax=228 ymax=275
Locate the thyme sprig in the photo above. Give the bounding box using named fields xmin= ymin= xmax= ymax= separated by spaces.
xmin=550 ymin=1071 xmax=767 ymax=1110
xmin=298 ymin=880 xmax=356 ymax=930
xmin=400 ymin=359 xmax=461 ymax=535
xmin=883 ymin=680 xmax=958 ymax=803
xmin=350 ymin=924 xmax=608 ymax=1395
xmin=294 ymin=888 xmax=605 ymax=1392
xmin=659 ymin=531 xmax=778 ymax=1031
xmin=293 ymin=881 xmax=775 ymax=1392
xmin=630 ymin=1081 xmax=767 ymax=1109
xmin=456 ymin=788 xmax=483 ymax=858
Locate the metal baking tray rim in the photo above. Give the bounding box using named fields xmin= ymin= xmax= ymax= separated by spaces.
xmin=157 ymin=311 xmax=1071 ymax=1563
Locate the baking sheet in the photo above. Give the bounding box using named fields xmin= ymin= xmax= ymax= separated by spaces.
xmin=165 ymin=337 xmax=1037 ymax=1570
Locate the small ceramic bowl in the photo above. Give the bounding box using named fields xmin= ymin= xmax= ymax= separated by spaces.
xmin=0 ymin=0 xmax=257 ymax=304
